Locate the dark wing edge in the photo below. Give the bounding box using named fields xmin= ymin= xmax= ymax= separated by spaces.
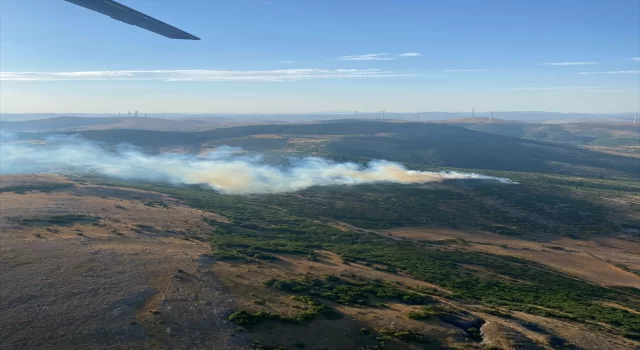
xmin=64 ymin=0 xmax=200 ymax=40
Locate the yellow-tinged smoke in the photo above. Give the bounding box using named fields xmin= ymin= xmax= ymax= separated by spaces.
xmin=0 ymin=134 xmax=516 ymax=194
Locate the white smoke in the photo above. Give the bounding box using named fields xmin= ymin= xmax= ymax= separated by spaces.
xmin=0 ymin=134 xmax=516 ymax=194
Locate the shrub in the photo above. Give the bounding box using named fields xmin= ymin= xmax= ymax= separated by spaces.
xmin=406 ymin=305 xmax=445 ymax=320
xmin=228 ymin=310 xmax=280 ymax=326
xmin=253 ymin=253 xmax=279 ymax=261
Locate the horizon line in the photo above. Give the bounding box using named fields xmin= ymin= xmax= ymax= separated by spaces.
xmin=2 ymin=111 xmax=638 ymax=116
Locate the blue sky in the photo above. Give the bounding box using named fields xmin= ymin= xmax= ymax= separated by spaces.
xmin=1 ymin=0 xmax=639 ymax=114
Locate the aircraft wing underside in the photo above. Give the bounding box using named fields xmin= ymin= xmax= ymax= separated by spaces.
xmin=64 ymin=0 xmax=200 ymax=40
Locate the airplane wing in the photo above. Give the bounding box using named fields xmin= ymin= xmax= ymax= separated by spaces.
xmin=64 ymin=0 xmax=200 ymax=40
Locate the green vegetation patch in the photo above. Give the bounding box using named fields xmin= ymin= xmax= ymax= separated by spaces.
xmin=228 ymin=310 xmax=281 ymax=327
xmin=248 ymin=177 xmax=637 ymax=236
xmin=89 ymin=179 xmax=640 ymax=333
xmin=264 ymin=275 xmax=432 ymax=306
xmin=406 ymin=305 xmax=447 ymax=320
xmin=228 ymin=297 xmax=340 ymax=328
xmin=0 ymin=183 xmax=74 ymax=194
xmin=143 ymin=200 xmax=168 ymax=208
xmin=378 ymin=329 xmax=429 ymax=343
xmin=19 ymin=214 xmax=100 ymax=226
xmin=288 ymin=295 xmax=342 ymax=321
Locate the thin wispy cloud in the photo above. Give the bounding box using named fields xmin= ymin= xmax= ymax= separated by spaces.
xmin=508 ymin=86 xmax=633 ymax=93
xmin=544 ymin=61 xmax=598 ymax=66
xmin=397 ymin=52 xmax=422 ymax=57
xmin=510 ymin=86 xmax=598 ymax=90
xmin=278 ymin=60 xmax=295 ymax=64
xmin=444 ymin=69 xmax=485 ymax=72
xmin=577 ymin=70 xmax=640 ymax=75
xmin=627 ymin=57 xmax=640 ymax=61
xmin=339 ymin=53 xmax=395 ymax=61
xmin=0 ymin=69 xmax=415 ymax=82
xmin=338 ymin=53 xmax=421 ymax=61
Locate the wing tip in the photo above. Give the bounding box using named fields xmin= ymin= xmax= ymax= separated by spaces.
xmin=67 ymin=0 xmax=201 ymax=40
xmin=172 ymin=34 xmax=200 ymax=40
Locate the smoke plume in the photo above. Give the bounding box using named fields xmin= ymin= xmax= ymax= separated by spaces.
xmin=0 ymin=134 xmax=516 ymax=194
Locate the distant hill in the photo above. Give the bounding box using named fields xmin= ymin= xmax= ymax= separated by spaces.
xmin=2 ymin=111 xmax=636 ymax=123
xmin=25 ymin=121 xmax=638 ymax=179
xmin=0 ymin=116 xmax=245 ymax=132
xmin=435 ymin=118 xmax=639 ymax=145
xmin=1 ymin=116 xmax=133 ymax=132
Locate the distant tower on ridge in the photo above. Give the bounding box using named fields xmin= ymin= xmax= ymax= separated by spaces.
xmin=471 ymin=108 xmax=475 ymax=118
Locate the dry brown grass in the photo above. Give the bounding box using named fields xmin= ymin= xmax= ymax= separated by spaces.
xmin=0 ymin=181 xmax=228 ymax=240
xmin=586 ymin=145 xmax=640 ymax=158
xmin=249 ymin=134 xmax=287 ymax=139
xmin=0 ymin=228 xmax=246 ymax=349
xmin=2 ymin=174 xmax=638 ymax=350
xmin=287 ymin=136 xmax=334 ymax=144
xmin=511 ymin=311 xmax=638 ymax=350
xmin=0 ymin=174 xmax=246 ymax=349
xmin=387 ymin=227 xmax=640 ymax=288
xmin=0 ymin=173 xmax=72 ymax=187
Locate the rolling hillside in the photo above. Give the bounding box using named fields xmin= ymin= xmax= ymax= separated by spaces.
xmin=0 ymin=116 xmax=238 ymax=132
xmin=438 ymin=118 xmax=639 ymax=144
xmin=2 ymin=122 xmax=640 ymax=349
xmin=27 ymin=121 xmax=639 ymax=179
